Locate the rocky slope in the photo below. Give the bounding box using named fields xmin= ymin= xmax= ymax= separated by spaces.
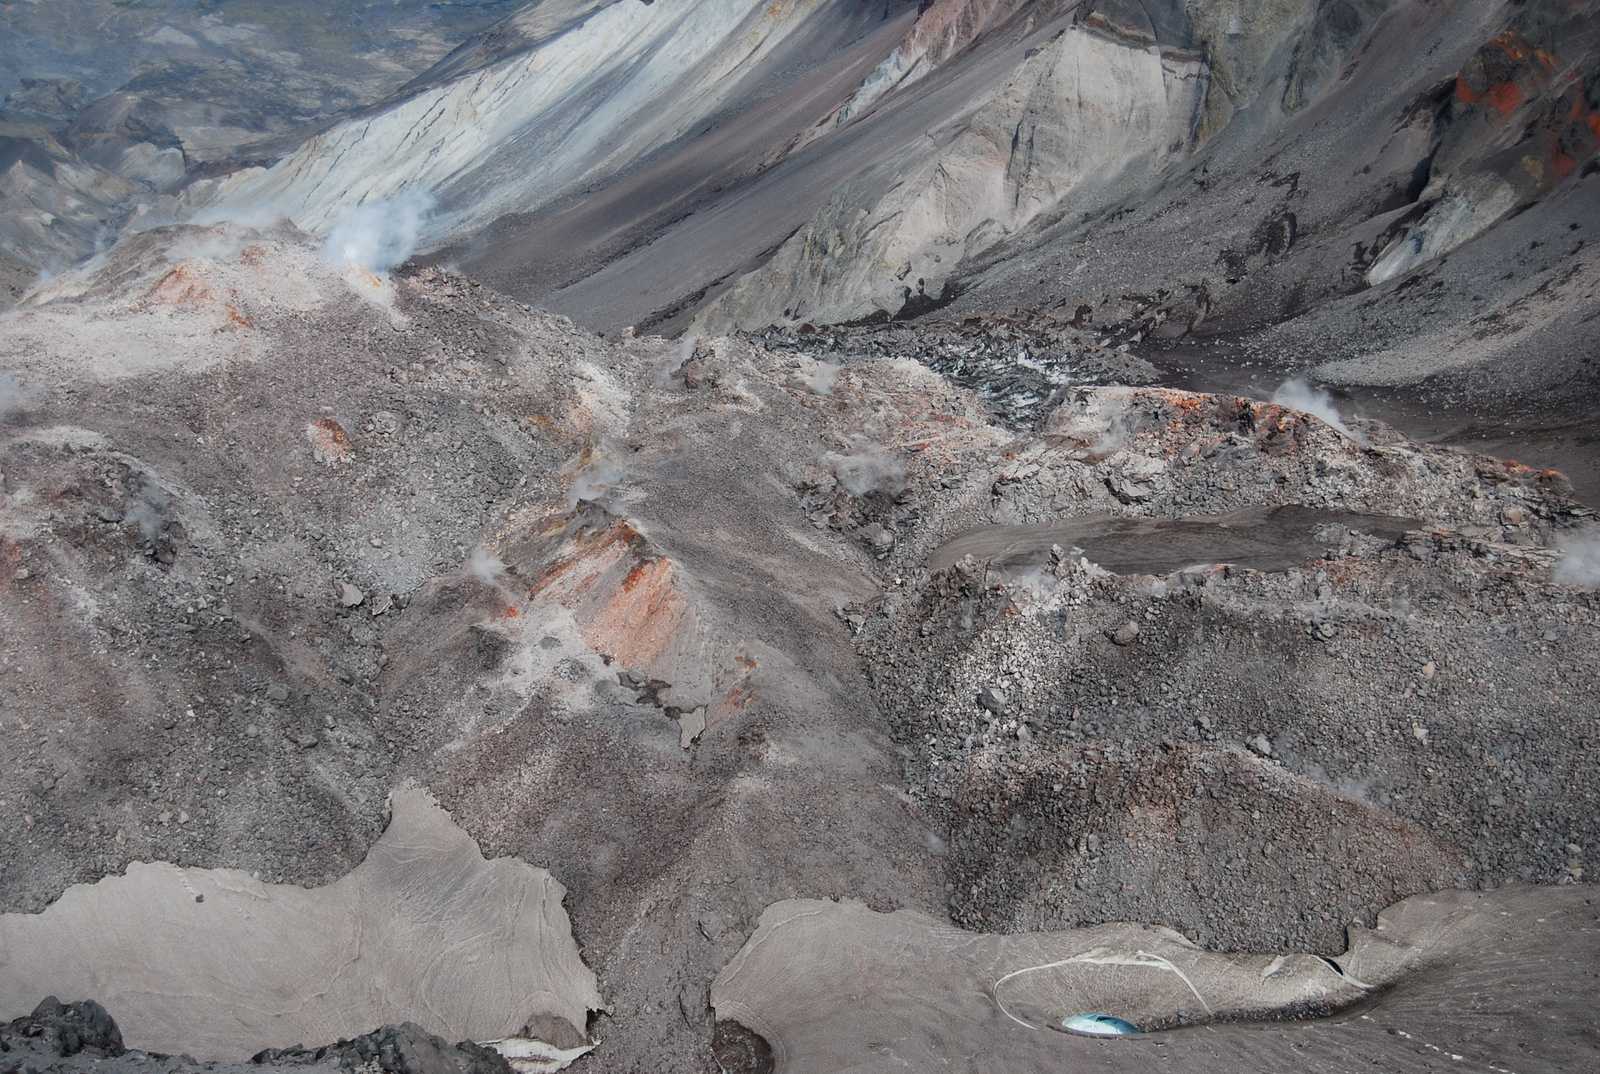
xmin=0 ymin=0 xmax=527 ymax=272
xmin=199 ymin=0 xmax=920 ymax=249
xmin=691 ymin=8 xmax=1210 ymax=330
xmin=0 ymin=998 xmax=529 ymax=1074
xmin=11 ymin=0 xmax=1593 ymax=474
xmin=925 ymin=0 xmax=1600 ymax=494
xmin=0 ymin=2 xmax=1597 ymax=1068
xmin=0 ymin=223 xmax=973 ymax=1069
xmin=0 ymin=222 xmax=1596 ymax=1071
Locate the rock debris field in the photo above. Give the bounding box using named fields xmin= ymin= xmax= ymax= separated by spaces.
xmin=0 ymin=223 xmax=1595 ymax=1073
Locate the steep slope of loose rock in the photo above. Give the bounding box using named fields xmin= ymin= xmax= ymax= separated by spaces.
xmin=0 ymin=216 xmax=1596 ymax=1071
xmin=692 ymin=11 xmax=1209 ymax=330
xmin=848 ymin=385 xmax=1596 ymax=948
xmin=0 ymin=222 xmax=994 ymax=1070
xmin=202 ymin=0 xmax=919 ymax=247
xmin=924 ymin=0 xmax=1600 ymax=493
xmin=0 ymin=117 xmax=141 ymax=272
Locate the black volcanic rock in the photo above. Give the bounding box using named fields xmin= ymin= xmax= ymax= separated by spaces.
xmin=0 ymin=1003 xmax=514 ymax=1074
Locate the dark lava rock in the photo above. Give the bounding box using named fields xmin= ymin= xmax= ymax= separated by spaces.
xmin=0 ymin=1004 xmax=513 ymax=1074
xmin=0 ymin=997 xmax=124 ymax=1060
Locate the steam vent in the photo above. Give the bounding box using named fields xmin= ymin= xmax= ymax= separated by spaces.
xmin=1 ymin=1 xmax=1596 ymax=1071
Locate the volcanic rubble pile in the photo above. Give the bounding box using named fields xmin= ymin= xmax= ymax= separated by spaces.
xmin=851 ymin=385 xmax=1599 ymax=955
xmin=0 ymin=222 xmax=1596 ymax=1070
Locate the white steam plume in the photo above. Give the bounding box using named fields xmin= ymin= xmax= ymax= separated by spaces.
xmin=322 ymin=191 xmax=436 ymax=274
xmin=129 ymin=479 xmax=172 ymax=538
xmin=655 ymin=334 xmax=698 ymax=387
xmin=1089 ymin=412 xmax=1128 ymax=455
xmin=190 ymin=199 xmax=290 ymax=230
xmin=807 ymin=361 xmax=839 ymax=396
xmin=1554 ymin=527 xmax=1600 ymax=587
xmin=0 ymin=376 xmax=34 ymax=420
xmin=569 ymin=448 xmax=627 ymax=508
xmin=1270 ymin=378 xmax=1360 ymax=441
xmin=831 ymin=440 xmax=905 ymax=498
xmin=467 ymin=547 xmax=507 ymax=583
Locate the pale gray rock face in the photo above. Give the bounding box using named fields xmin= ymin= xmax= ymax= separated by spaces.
xmin=0 ymin=785 xmax=601 ymax=1060
xmin=200 ymin=0 xmax=919 ymax=247
xmin=692 ymin=19 xmax=1209 ymax=331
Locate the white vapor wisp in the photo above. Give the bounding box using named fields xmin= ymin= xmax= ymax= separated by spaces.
xmin=0 ymin=376 xmax=33 ymax=420
xmin=1270 ymin=378 xmax=1360 ymax=442
xmin=1554 ymin=527 xmax=1600 ymax=587
xmin=322 ymin=191 xmax=436 ymax=274
xmin=831 ymin=440 xmax=905 ymax=498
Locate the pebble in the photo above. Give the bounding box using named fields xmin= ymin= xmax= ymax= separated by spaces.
xmin=978 ymin=686 xmax=1007 ymax=715
xmin=339 ymin=582 xmax=365 ymax=608
xmin=1112 ymin=621 xmax=1140 ymax=646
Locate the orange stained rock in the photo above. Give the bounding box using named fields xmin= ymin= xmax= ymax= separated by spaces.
xmin=1552 ymin=143 xmax=1578 ymax=177
xmin=1483 ymin=80 xmax=1526 ymax=115
xmin=520 ymin=414 xmax=563 ymax=438
xmin=527 ymin=521 xmax=687 ymax=672
xmin=1252 ymin=402 xmax=1287 ymax=429
xmin=527 ymin=527 xmax=631 ymax=601
xmin=307 ymin=417 xmax=353 ymax=465
xmin=584 ymin=556 xmax=687 ymax=671
xmin=144 ymin=263 xmax=221 ymax=308
xmin=711 ymin=680 xmax=756 ymax=723
xmin=1491 ymin=31 xmax=1528 ymax=61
